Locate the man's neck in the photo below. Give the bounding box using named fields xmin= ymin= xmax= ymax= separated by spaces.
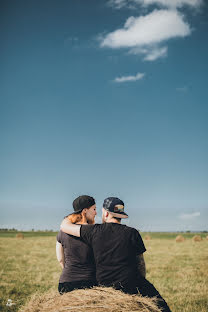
xmin=106 ymin=218 xmax=121 ymax=224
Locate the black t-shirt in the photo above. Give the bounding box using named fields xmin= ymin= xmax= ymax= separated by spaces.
xmin=57 ymin=230 xmax=96 ymax=283
xmin=80 ymin=223 xmax=146 ymax=287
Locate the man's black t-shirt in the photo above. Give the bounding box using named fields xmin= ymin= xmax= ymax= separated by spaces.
xmin=80 ymin=223 xmax=146 ymax=288
xmin=57 ymin=230 xmax=96 ymax=283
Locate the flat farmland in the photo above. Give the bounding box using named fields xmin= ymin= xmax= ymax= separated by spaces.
xmin=0 ymin=232 xmax=207 ymax=312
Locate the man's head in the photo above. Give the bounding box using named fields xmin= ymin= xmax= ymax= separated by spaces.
xmin=102 ymin=197 xmax=128 ymax=223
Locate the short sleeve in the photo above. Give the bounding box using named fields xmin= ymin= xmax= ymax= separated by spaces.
xmin=80 ymin=224 xmax=95 ymax=245
xmin=133 ymin=230 xmax=146 ymax=255
xmin=56 ymin=230 xmax=62 ymax=243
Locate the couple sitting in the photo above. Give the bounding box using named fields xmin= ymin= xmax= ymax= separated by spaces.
xmin=56 ymin=195 xmax=171 ymax=312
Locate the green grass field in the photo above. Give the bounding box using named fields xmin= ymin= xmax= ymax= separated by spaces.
xmin=0 ymin=231 xmax=207 ymax=312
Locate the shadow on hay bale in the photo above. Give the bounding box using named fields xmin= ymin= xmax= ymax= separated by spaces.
xmin=175 ymin=235 xmax=185 ymax=242
xmin=16 ymin=233 xmax=24 ymax=239
xmin=192 ymin=235 xmax=202 ymax=242
xmin=144 ymin=235 xmax=151 ymax=240
xmin=20 ymin=287 xmax=162 ymax=312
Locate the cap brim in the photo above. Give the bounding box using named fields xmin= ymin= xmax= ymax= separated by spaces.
xmin=68 ymin=209 xmax=83 ymax=216
xmin=109 ymin=211 xmax=128 ymax=219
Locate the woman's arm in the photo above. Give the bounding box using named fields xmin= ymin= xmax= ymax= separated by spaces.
xmin=56 ymin=241 xmax=65 ymax=269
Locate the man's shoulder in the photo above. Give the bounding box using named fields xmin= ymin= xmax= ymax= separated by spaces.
xmin=105 ymin=223 xmax=141 ymax=237
xmin=82 ymin=223 xmax=122 ymax=233
xmin=80 ymin=223 xmax=101 ymax=235
xmin=81 ymin=224 xmax=100 ymax=229
xmin=123 ymin=224 xmax=140 ymax=234
xmin=81 ymin=223 xmax=140 ymax=235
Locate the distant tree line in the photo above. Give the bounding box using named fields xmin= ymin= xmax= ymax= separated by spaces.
xmin=0 ymin=228 xmax=207 ymax=233
xmin=0 ymin=228 xmax=18 ymax=231
xmin=0 ymin=228 xmax=56 ymax=232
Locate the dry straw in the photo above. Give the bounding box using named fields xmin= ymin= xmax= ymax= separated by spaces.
xmin=192 ymin=235 xmax=202 ymax=242
xmin=20 ymin=287 xmax=162 ymax=312
xmin=175 ymin=235 xmax=185 ymax=242
xmin=16 ymin=233 xmax=24 ymax=239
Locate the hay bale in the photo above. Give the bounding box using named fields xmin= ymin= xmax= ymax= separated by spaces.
xmin=20 ymin=287 xmax=162 ymax=312
xmin=175 ymin=235 xmax=185 ymax=242
xmin=16 ymin=233 xmax=24 ymax=239
xmin=206 ymin=235 xmax=208 ymax=241
xmin=144 ymin=235 xmax=151 ymax=240
xmin=192 ymin=235 xmax=202 ymax=242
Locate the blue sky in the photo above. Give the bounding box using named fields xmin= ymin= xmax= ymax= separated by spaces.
xmin=0 ymin=0 xmax=207 ymax=231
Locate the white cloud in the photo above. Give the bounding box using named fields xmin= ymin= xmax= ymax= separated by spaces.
xmin=108 ymin=0 xmax=128 ymax=9
xmin=101 ymin=10 xmax=191 ymax=61
xmin=179 ymin=212 xmax=200 ymax=220
xmin=101 ymin=10 xmax=191 ymax=49
xmin=113 ymin=72 xmax=145 ymax=82
xmin=108 ymin=0 xmax=203 ymax=9
xmin=129 ymin=45 xmax=168 ymax=61
xmin=142 ymin=0 xmax=202 ymax=8
xmin=144 ymin=46 xmax=167 ymax=60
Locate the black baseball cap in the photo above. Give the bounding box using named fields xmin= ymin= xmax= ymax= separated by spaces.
xmin=71 ymin=195 xmax=95 ymax=214
xmin=103 ymin=197 xmax=128 ymax=219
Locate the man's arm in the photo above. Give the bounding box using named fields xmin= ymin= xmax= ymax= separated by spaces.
xmin=56 ymin=241 xmax=65 ymax=269
xmin=60 ymin=218 xmax=81 ymax=237
xmin=136 ymin=254 xmax=146 ymax=278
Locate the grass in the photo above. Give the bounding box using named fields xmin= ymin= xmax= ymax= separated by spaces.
xmin=0 ymin=231 xmax=57 ymax=238
xmin=0 ymin=231 xmax=207 ymax=312
xmin=143 ymin=237 xmax=208 ymax=312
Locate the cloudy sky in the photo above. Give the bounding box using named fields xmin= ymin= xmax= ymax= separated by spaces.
xmin=1 ymin=0 xmax=207 ymax=231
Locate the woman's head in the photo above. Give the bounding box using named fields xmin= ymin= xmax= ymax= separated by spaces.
xmin=68 ymin=195 xmax=97 ymax=224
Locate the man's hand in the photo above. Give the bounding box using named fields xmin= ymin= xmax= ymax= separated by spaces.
xmin=60 ymin=218 xmax=81 ymax=237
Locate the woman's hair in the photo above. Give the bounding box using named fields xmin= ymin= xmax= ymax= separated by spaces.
xmin=68 ymin=213 xmax=83 ymax=224
xmin=67 ymin=206 xmax=95 ymax=225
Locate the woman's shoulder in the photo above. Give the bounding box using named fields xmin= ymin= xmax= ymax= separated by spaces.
xmin=57 ymin=230 xmax=75 ymax=241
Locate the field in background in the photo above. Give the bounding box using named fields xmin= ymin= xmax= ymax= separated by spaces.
xmin=0 ymin=231 xmax=57 ymax=238
xmin=0 ymin=231 xmax=207 ymax=312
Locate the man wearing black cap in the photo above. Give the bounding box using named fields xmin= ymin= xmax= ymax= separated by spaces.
xmin=61 ymin=197 xmax=171 ymax=312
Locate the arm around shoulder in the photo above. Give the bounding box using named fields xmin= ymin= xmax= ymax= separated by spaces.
xmin=60 ymin=218 xmax=81 ymax=237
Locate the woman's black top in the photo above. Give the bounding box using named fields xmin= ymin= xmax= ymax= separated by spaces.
xmin=57 ymin=230 xmax=96 ymax=283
